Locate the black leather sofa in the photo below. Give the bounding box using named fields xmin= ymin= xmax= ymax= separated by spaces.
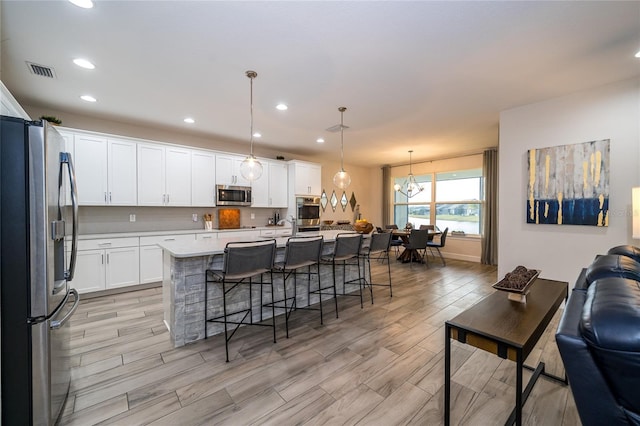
xmin=556 ymin=245 xmax=640 ymax=425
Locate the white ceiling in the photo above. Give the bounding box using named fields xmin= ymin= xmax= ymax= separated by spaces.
xmin=2 ymin=1 xmax=639 ymax=167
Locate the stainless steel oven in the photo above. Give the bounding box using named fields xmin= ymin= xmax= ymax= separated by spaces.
xmin=296 ymin=196 xmax=321 ymax=231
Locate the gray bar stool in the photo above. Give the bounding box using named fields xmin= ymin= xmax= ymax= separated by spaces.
xmin=205 ymin=239 xmax=276 ymax=362
xmin=360 ymin=231 xmax=393 ymax=300
xmin=270 ymin=235 xmax=324 ymax=337
xmin=320 ymin=233 xmax=366 ymax=311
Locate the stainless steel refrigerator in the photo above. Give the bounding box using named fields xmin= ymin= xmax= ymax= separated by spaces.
xmin=1 ymin=116 xmax=80 ymax=425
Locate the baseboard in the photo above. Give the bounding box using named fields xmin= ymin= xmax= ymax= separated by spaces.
xmin=78 ymin=281 xmax=161 ymax=299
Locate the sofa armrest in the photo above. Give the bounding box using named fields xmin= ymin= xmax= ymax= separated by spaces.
xmin=556 ymin=289 xmax=630 ymax=426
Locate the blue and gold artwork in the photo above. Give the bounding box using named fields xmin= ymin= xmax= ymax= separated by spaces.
xmin=527 ymin=139 xmax=609 ymax=226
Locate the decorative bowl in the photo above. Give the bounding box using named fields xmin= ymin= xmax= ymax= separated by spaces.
xmin=354 ymin=222 xmax=374 ymax=234
xmin=492 ymin=266 xmax=540 ymax=303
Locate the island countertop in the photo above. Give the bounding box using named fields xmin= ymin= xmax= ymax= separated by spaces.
xmin=158 ymin=229 xmax=358 ymax=258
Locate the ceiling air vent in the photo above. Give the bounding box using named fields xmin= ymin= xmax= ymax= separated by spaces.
xmin=26 ymin=62 xmax=56 ymax=79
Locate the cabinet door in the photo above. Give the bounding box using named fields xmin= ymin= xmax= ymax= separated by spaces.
xmin=251 ymin=162 xmax=270 ymax=207
xmin=107 ymin=138 xmax=137 ymax=205
xmin=139 ymin=245 xmax=163 ymax=284
xmin=74 ymin=134 xmax=108 ymax=205
xmin=191 ymin=150 xmax=216 ymax=206
xmin=215 ymin=154 xmax=236 ymax=186
xmin=307 ymin=164 xmax=322 ymax=195
xmin=68 ymin=249 xmax=106 ymax=293
xmin=105 ymin=246 xmax=140 ymax=289
xmin=137 ymin=144 xmax=165 ymax=206
xmin=268 ymin=162 xmax=288 ymax=207
xmin=165 ymin=147 xmax=191 ymax=206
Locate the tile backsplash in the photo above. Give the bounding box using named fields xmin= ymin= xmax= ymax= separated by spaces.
xmin=77 ymin=206 xmax=285 ymax=235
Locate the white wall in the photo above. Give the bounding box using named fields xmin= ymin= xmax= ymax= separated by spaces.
xmin=498 ymin=77 xmax=640 ymax=285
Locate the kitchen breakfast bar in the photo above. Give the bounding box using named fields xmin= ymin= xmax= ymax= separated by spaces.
xmin=159 ymin=230 xmax=365 ymax=348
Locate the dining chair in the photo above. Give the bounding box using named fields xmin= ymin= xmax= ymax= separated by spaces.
xmin=427 ymin=227 xmax=449 ymax=266
xmin=360 ymin=231 xmax=393 ymax=299
xmin=204 ymin=239 xmax=276 ymax=362
xmin=402 ymin=229 xmax=429 ymax=268
xmin=320 ymin=233 xmax=367 ymax=311
xmin=271 ymin=235 xmax=324 ymax=335
xmin=385 ymin=224 xmax=403 ymax=256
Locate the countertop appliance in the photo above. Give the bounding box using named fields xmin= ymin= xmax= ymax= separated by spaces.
xmin=296 ymin=196 xmax=321 ymax=232
xmin=1 ymin=116 xmax=80 ymax=425
xmin=216 ymin=184 xmax=252 ymax=206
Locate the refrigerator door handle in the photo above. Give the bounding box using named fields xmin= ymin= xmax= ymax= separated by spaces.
xmin=50 ymin=289 xmax=79 ymax=330
xmin=59 ymin=152 xmax=78 ymax=281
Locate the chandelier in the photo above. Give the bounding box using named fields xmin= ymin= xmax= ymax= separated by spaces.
xmin=332 ymin=106 xmax=351 ymax=189
xmin=239 ymin=70 xmax=263 ymax=182
xmin=394 ymin=150 xmax=424 ymax=198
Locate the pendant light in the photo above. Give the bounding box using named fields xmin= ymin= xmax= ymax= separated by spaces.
xmin=332 ymin=106 xmax=351 ymax=189
xmin=394 ymin=150 xmax=424 ymax=198
xmin=239 ymin=70 xmax=263 ymax=182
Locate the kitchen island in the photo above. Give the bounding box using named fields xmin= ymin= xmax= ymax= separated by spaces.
xmin=159 ymin=230 xmax=365 ymax=347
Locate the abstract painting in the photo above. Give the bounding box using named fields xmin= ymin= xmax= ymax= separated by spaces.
xmin=527 ymin=139 xmax=609 ymax=226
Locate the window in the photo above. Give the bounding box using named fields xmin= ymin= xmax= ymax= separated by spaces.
xmin=392 ymin=168 xmax=483 ymax=235
xmin=435 ymin=170 xmax=482 ymax=235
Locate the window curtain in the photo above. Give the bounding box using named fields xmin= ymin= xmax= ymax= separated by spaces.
xmin=481 ymin=149 xmax=498 ymax=265
xmin=382 ymin=165 xmax=391 ymax=227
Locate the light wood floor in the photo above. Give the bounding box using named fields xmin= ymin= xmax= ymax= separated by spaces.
xmin=60 ymin=257 xmax=581 ymax=426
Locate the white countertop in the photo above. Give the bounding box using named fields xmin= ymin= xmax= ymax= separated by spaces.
xmin=158 ymin=230 xmax=361 ymax=258
xmin=74 ymin=226 xmax=291 ymax=240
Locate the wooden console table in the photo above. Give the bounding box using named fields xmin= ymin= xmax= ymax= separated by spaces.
xmin=444 ymin=278 xmax=568 ymax=425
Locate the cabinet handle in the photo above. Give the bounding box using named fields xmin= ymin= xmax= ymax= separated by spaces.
xmin=101 ymin=254 xmax=104 ymax=264
xmin=104 ymin=192 xmax=107 ymax=203
xmin=167 ymin=194 xmax=170 ymax=204
xmin=201 ymin=235 xmax=212 ymax=239
xmin=164 ymin=238 xmax=176 ymax=241
xmin=106 ymin=253 xmax=109 ymax=264
xmin=163 ymin=194 xmax=166 ymax=204
xmin=98 ymin=242 xmax=112 ymax=247
xmin=109 ymin=192 xmax=112 ymax=203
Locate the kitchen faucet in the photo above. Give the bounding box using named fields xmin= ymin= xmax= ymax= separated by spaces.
xmin=286 ymin=215 xmax=297 ymax=236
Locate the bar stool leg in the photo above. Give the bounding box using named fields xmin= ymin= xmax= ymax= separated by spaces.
xmin=222 ymin=279 xmax=230 ymax=363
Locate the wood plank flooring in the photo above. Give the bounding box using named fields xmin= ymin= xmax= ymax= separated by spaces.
xmin=61 ymin=257 xmax=581 ymax=425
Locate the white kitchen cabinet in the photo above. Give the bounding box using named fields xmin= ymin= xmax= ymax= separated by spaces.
xmin=68 ymin=237 xmax=140 ymax=294
xmin=260 ymin=228 xmax=292 ymax=237
xmin=73 ymin=133 xmax=137 ymax=205
xmin=268 ymin=162 xmax=288 ymax=207
xmin=252 ymin=161 xmax=288 ymax=208
xmin=289 ymin=160 xmax=321 ymax=196
xmin=138 ymin=144 xmax=192 ymax=206
xmin=139 ymin=234 xmax=195 ymax=284
xmin=216 ymin=154 xmax=251 ymax=187
xmin=191 ymin=150 xmax=216 ymax=206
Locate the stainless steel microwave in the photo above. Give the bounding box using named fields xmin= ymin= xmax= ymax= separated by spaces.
xmin=216 ymin=185 xmax=252 ymax=206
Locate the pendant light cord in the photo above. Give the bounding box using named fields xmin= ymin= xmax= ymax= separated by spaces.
xmin=247 ymin=70 xmax=257 ymax=157
xmin=339 ymin=106 xmax=346 ymax=171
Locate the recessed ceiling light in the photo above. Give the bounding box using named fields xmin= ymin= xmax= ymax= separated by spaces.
xmin=316 ymin=138 xmax=325 ymax=143
xmin=253 ymin=132 xmax=262 ymax=138
xmin=73 ymin=58 xmax=95 ymax=69
xmin=276 ymin=103 xmax=288 ymax=111
xmin=80 ymin=95 xmax=96 ymax=102
xmin=69 ymin=0 xmax=93 ymax=8
xmin=184 ymin=117 xmax=195 ymax=124
xmin=635 ymin=50 xmax=640 ymax=58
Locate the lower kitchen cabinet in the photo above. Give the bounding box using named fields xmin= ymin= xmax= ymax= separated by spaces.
xmin=139 ymin=234 xmax=195 ymax=284
xmin=68 ymin=237 xmax=140 ymax=294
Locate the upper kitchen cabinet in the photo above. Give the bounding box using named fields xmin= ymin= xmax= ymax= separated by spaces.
xmin=138 ymin=144 xmax=191 ymax=206
xmin=73 ymin=133 xmax=137 ymax=205
xmin=216 ymin=153 xmax=252 ymax=187
xmin=191 ymin=150 xmax=216 ymax=206
xmin=251 ymin=160 xmax=288 ymax=208
xmin=288 ymin=160 xmax=321 ymax=196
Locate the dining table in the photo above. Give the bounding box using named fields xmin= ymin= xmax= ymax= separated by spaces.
xmin=392 ymin=229 xmax=441 ymax=263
